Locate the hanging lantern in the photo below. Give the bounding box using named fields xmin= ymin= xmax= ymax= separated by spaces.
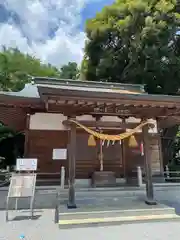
xmin=140 ymin=142 xmax=144 ymax=156
xmin=88 ymin=135 xmax=96 ymax=146
xmin=119 ymin=140 xmax=122 ymax=145
xmin=128 ymin=135 xmax=138 ymax=147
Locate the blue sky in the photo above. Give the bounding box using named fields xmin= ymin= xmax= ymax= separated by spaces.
xmin=80 ymin=0 xmax=114 ymax=30
xmin=0 ymin=0 xmax=114 ymax=67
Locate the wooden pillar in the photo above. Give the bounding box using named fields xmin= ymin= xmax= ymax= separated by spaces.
xmin=67 ymin=117 xmax=77 ymax=209
xmin=24 ymin=113 xmax=30 ymax=157
xmin=156 ymin=119 xmax=164 ymax=175
xmin=142 ymin=122 xmax=157 ymax=205
xmin=121 ymin=118 xmax=126 ymax=179
xmin=95 ymin=116 xmax=102 ymax=171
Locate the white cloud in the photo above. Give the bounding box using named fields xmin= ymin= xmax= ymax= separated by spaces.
xmin=0 ymin=0 xmax=88 ymax=67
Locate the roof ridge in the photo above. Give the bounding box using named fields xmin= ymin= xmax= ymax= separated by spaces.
xmin=33 ymin=77 xmax=145 ymax=93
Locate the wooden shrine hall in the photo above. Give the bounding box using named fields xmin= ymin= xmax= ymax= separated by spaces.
xmin=0 ymin=77 xmax=180 ymax=208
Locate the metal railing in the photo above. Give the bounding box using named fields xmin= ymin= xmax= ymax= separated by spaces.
xmin=163 ymin=165 xmax=180 ymax=182
xmin=135 ymin=165 xmax=180 ymax=185
xmin=0 ymin=166 xmax=66 ymax=188
xmin=2 ymin=164 xmax=180 ymax=189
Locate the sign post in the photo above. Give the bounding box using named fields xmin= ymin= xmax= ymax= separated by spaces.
xmin=6 ymin=158 xmax=38 ymax=221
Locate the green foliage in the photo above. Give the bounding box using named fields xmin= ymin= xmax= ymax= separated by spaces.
xmin=0 ymin=47 xmax=80 ymax=91
xmin=60 ymin=62 xmax=80 ymax=80
xmin=0 ymin=47 xmax=61 ymax=91
xmin=83 ymin=0 xmax=180 ymax=94
xmin=0 ymin=123 xmax=24 ymax=167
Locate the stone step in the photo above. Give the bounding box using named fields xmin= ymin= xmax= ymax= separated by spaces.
xmin=59 ymin=206 xmax=175 ymax=220
xmin=58 ymin=205 xmax=178 ymax=228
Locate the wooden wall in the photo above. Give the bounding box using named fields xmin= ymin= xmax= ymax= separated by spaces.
xmin=124 ymin=134 xmax=161 ymax=177
xmin=26 ymin=130 xmax=161 ymax=179
xmin=75 ymin=130 xmax=123 ymax=179
xmin=0 ymin=106 xmax=26 ymax=131
xmin=27 ymin=130 xmax=68 ymax=176
xmin=27 ymin=129 xmax=124 ymax=179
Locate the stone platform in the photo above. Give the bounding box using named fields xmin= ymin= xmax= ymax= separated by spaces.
xmin=58 ymin=197 xmax=179 ymax=228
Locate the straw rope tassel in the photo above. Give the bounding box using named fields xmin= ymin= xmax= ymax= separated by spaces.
xmin=128 ymin=135 xmax=138 ymax=147
xmin=69 ymin=119 xmax=152 ymax=141
xmin=88 ymin=135 xmax=96 ymax=146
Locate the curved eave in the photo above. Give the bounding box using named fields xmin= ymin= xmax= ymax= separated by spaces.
xmin=38 ymin=86 xmax=180 ymax=109
xmin=0 ymin=93 xmax=43 ymax=109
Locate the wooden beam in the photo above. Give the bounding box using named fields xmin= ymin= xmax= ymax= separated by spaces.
xmin=67 ymin=117 xmax=77 ymax=209
xmin=63 ymin=120 xmax=140 ymax=129
xmin=57 ymin=100 xmax=66 ymax=105
xmin=39 ymin=87 xmax=180 ymax=108
xmin=67 ymin=100 xmax=76 ymax=105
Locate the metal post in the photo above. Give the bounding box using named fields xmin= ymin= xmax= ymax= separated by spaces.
xmin=54 ymin=191 xmax=59 ymax=224
xmin=137 ymin=166 xmax=143 ymax=187
xmin=6 ymin=166 xmax=10 ymax=172
xmin=165 ymin=165 xmax=170 ymax=179
xmin=15 ymin=198 xmax=18 ymax=210
xmin=60 ymin=166 xmax=65 ymax=189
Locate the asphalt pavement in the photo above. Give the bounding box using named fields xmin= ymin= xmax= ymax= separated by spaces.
xmin=1 ymin=186 xmax=180 ymax=239
xmin=0 ymin=209 xmax=180 ymax=240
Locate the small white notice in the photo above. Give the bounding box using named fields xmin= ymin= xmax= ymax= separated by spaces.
xmin=53 ymin=149 xmax=67 ymax=160
xmin=16 ymin=158 xmax=37 ymax=171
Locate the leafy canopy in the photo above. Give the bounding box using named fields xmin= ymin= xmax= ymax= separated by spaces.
xmin=0 ymin=48 xmax=79 ymax=92
xmin=60 ymin=62 xmax=80 ymax=80
xmin=0 ymin=47 xmax=61 ymax=91
xmin=83 ymin=0 xmax=180 ymax=94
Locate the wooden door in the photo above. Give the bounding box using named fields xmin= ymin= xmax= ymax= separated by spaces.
xmin=102 ymin=130 xmax=124 ymax=178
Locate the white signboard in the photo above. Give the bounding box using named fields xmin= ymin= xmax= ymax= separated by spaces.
xmin=52 ymin=149 xmax=67 ymax=160
xmin=16 ymin=158 xmax=37 ymax=171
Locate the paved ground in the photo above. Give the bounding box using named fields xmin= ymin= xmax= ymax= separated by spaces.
xmin=0 ymin=209 xmax=180 ymax=240
xmin=1 ymin=186 xmax=180 ymax=239
xmin=0 ymin=186 xmax=180 ymax=211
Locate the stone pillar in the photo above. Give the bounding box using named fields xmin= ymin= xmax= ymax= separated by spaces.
xmin=67 ymin=117 xmax=77 ymax=209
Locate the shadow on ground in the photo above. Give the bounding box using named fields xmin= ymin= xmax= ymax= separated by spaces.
xmin=11 ymin=214 xmax=41 ymax=221
xmin=157 ymin=199 xmax=180 ymax=215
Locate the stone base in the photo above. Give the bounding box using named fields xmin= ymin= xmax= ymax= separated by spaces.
xmin=91 ymin=171 xmax=116 ymax=187
xmin=145 ymin=199 xmax=157 ymax=205
xmin=67 ymin=203 xmax=77 ymax=209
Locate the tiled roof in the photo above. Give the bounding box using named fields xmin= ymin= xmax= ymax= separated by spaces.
xmin=0 ymin=77 xmax=145 ymax=99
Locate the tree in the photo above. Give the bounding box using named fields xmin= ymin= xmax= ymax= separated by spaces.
xmin=60 ymin=62 xmax=79 ymax=80
xmin=0 ymin=122 xmax=24 ymax=168
xmin=0 ymin=48 xmax=62 ymax=168
xmin=82 ymin=0 xmax=180 ymax=171
xmin=83 ymin=0 xmax=180 ymax=95
xmin=0 ymin=47 xmax=61 ymax=91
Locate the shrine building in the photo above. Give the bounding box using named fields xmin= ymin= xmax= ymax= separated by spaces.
xmin=0 ymin=77 xmax=180 ymax=206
